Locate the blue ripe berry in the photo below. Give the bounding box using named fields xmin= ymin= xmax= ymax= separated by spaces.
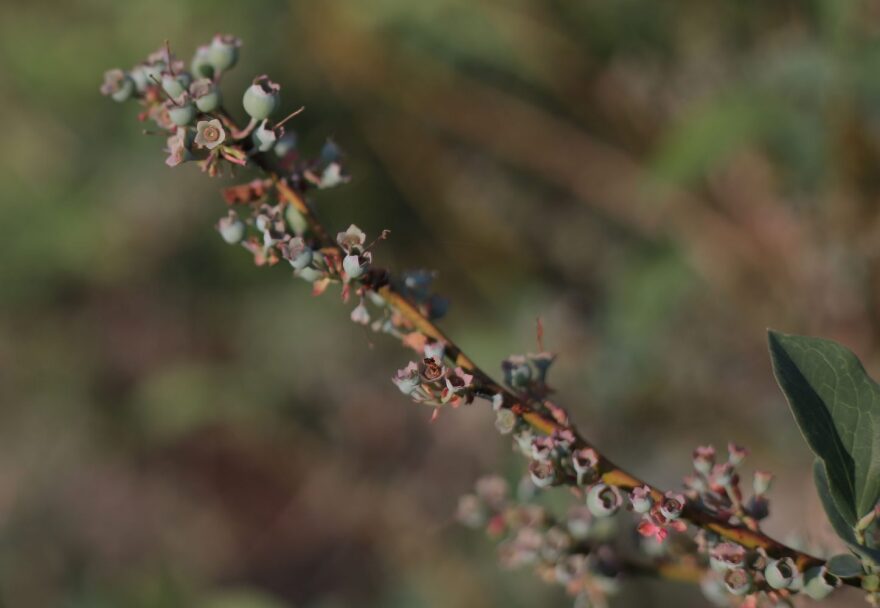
xmin=252 ymin=120 xmax=278 ymax=152
xmin=207 ymin=34 xmax=241 ymax=73
xmin=191 ymin=45 xmax=214 ymax=80
xmin=100 ymin=69 xmax=135 ymax=102
xmin=242 ymin=75 xmax=281 ymax=121
xmin=764 ymin=557 xmax=798 ymax=590
xmin=167 ymin=95 xmax=196 ymax=127
xmin=190 ymin=79 xmax=221 ymax=113
xmin=161 ymin=72 xmax=191 ymax=98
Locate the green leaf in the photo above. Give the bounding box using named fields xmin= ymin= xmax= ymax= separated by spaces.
xmin=769 ymin=331 xmax=880 ymax=524
xmin=814 ymin=460 xmax=880 ymax=564
xmin=826 ymin=553 xmax=865 ymax=578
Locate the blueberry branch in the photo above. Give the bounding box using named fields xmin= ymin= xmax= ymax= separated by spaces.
xmin=102 ymin=37 xmax=861 ymax=604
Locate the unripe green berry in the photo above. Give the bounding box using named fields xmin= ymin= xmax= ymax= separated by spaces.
xmin=191 ymin=45 xmax=214 ymax=80
xmin=142 ymin=61 xmax=166 ymax=86
xmin=284 ymin=204 xmax=308 ymax=236
xmin=208 ymin=34 xmax=241 ymax=73
xmin=167 ymin=98 xmax=196 ymax=126
xmin=161 ymin=73 xmax=191 ymax=98
xmin=803 ymin=567 xmax=838 ymax=600
xmin=217 ymin=212 xmax=245 ymax=244
xmin=765 ymin=557 xmax=797 ymax=590
xmin=586 ymin=483 xmax=622 ymax=517
xmin=343 ymin=253 xmax=368 ymax=279
xmin=296 ymin=267 xmax=324 ymax=283
xmin=129 ymin=65 xmax=150 ymax=92
xmin=100 ymin=69 xmax=135 ymax=102
xmin=243 ymin=75 xmax=281 ymax=120
xmin=190 ymin=79 xmax=221 ymax=113
xmin=252 ymin=120 xmax=278 ymax=152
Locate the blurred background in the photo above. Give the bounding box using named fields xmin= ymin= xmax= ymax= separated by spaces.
xmin=2 ymin=0 xmax=880 ymax=606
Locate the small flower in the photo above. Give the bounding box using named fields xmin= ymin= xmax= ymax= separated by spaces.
xmin=392 ymin=362 xmax=421 ymax=395
xmin=194 ymin=119 xmax=227 ymax=150
xmin=693 ymin=445 xmax=715 ymax=475
xmin=586 ymin=483 xmax=623 ymax=517
xmin=491 ymin=393 xmax=504 ymax=411
xmin=709 ymin=542 xmax=747 ymax=572
xmin=100 ymin=69 xmax=135 ymax=102
xmin=216 ymin=210 xmax=245 ymax=244
xmin=659 ymin=491 xmax=686 ymax=520
xmin=190 ymin=78 xmax=221 ymax=112
xmin=494 ymin=409 xmax=516 ymax=434
xmin=724 ymin=568 xmax=754 ymax=596
xmin=765 ymin=557 xmax=798 ymax=590
xmin=727 ymin=443 xmax=748 ymax=466
xmin=350 ymin=300 xmax=370 ymax=325
xmin=280 ymin=237 xmax=312 ymax=270
xmin=753 ymin=470 xmax=774 ymax=496
xmin=529 ymin=460 xmax=556 ymax=488
xmin=207 ymin=34 xmax=241 ymax=73
xmin=629 ymin=485 xmax=654 ymax=514
xmin=242 ymin=74 xmax=281 ymax=120
xmin=337 ymin=224 xmax=366 ymax=253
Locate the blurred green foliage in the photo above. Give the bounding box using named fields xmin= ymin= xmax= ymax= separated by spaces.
xmin=2 ymin=0 xmax=879 ymax=606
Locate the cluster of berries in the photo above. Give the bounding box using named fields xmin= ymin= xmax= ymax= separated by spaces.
xmin=456 ymin=475 xmax=620 ymax=608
